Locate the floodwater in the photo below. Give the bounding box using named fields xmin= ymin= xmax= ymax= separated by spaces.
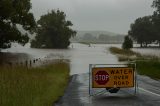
xmin=2 ymin=43 xmax=160 ymax=74
xmin=69 ymin=43 xmax=120 ymax=75
xmin=1 ymin=43 xmax=120 ymax=75
xmin=131 ymin=44 xmax=160 ymax=57
xmin=132 ymin=48 xmax=160 ymax=57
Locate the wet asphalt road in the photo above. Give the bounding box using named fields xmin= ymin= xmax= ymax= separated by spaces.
xmin=55 ymin=73 xmax=160 ymax=106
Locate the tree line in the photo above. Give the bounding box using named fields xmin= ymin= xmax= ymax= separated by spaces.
xmin=128 ymin=0 xmax=160 ymax=47
xmin=0 ymin=0 xmax=76 ymax=50
xmin=2 ymin=0 xmax=160 ymax=50
xmin=71 ymin=33 xmax=125 ymax=44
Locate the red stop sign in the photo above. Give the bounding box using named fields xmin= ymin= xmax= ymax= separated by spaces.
xmin=95 ymin=70 xmax=109 ymax=85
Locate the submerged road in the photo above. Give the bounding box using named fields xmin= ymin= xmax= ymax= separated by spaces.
xmin=55 ymin=43 xmax=160 ymax=106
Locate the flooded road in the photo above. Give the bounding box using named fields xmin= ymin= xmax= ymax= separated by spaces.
xmin=69 ymin=43 xmax=120 ymax=75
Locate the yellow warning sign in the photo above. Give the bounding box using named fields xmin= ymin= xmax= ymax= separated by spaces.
xmin=92 ymin=67 xmax=134 ymax=88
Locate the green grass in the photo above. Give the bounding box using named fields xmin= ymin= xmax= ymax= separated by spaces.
xmin=109 ymin=47 xmax=139 ymax=56
xmin=78 ymin=42 xmax=91 ymax=45
xmin=109 ymin=47 xmax=160 ymax=79
xmin=109 ymin=47 xmax=158 ymax=61
xmin=0 ymin=62 xmax=70 ymax=106
xmin=136 ymin=60 xmax=160 ymax=79
xmin=109 ymin=47 xmax=140 ymax=61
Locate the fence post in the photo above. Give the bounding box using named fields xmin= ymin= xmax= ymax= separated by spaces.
xmin=25 ymin=60 xmax=28 ymax=67
xmin=30 ymin=60 xmax=32 ymax=67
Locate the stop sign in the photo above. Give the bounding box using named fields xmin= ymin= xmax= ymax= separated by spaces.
xmin=95 ymin=70 xmax=109 ymax=85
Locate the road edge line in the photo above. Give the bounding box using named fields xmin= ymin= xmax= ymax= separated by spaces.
xmin=139 ymin=87 xmax=160 ymax=97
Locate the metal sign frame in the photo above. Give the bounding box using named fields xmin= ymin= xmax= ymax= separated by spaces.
xmin=89 ymin=63 xmax=137 ymax=96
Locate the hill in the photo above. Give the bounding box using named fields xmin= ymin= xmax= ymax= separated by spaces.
xmin=76 ymin=30 xmax=119 ymax=37
xmin=71 ymin=30 xmax=125 ymax=44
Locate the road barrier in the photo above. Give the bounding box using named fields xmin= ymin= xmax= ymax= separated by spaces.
xmin=89 ymin=63 xmax=137 ymax=96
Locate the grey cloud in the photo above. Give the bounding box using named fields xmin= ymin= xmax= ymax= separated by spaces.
xmin=31 ymin=0 xmax=154 ymax=34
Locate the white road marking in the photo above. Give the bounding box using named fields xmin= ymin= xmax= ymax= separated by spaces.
xmin=139 ymin=87 xmax=160 ymax=97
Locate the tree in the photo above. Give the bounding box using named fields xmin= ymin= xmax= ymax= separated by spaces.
xmin=128 ymin=16 xmax=155 ymax=47
xmin=31 ymin=10 xmax=76 ymax=48
xmin=122 ymin=36 xmax=133 ymax=50
xmin=152 ymin=0 xmax=160 ymax=46
xmin=0 ymin=0 xmax=36 ymax=49
xmin=152 ymin=0 xmax=160 ymax=13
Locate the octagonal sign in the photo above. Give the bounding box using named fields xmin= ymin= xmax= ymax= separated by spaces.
xmin=95 ymin=70 xmax=109 ymax=85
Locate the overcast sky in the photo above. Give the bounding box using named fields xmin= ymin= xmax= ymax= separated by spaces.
xmin=31 ymin=0 xmax=154 ymax=34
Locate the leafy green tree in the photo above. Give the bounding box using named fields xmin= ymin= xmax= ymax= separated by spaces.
xmin=152 ymin=13 xmax=160 ymax=46
xmin=0 ymin=0 xmax=36 ymax=49
xmin=122 ymin=36 xmax=133 ymax=50
xmin=152 ymin=0 xmax=160 ymax=13
xmin=31 ymin=10 xmax=76 ymax=48
xmin=152 ymin=0 xmax=160 ymax=46
xmin=128 ymin=16 xmax=154 ymax=47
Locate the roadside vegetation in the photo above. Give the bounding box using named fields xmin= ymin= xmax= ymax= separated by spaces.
xmin=136 ymin=60 xmax=160 ymax=79
xmin=109 ymin=47 xmax=140 ymax=61
xmin=0 ymin=0 xmax=36 ymax=49
xmin=78 ymin=42 xmax=91 ymax=45
xmin=109 ymin=47 xmax=138 ymax=56
xmin=128 ymin=0 xmax=160 ymax=48
xmin=109 ymin=47 xmax=160 ymax=79
xmin=0 ymin=62 xmax=70 ymax=106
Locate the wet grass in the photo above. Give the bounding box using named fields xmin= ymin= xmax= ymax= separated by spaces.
xmin=136 ymin=60 xmax=160 ymax=79
xmin=109 ymin=47 xmax=160 ymax=79
xmin=109 ymin=47 xmax=140 ymax=61
xmin=0 ymin=62 xmax=70 ymax=106
xmin=109 ymin=47 xmax=158 ymax=61
xmin=78 ymin=42 xmax=91 ymax=45
xmin=109 ymin=47 xmax=139 ymax=56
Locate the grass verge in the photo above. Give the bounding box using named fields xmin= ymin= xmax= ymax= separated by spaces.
xmin=0 ymin=62 xmax=70 ymax=106
xmin=109 ymin=47 xmax=139 ymax=56
xmin=136 ymin=60 xmax=160 ymax=79
xmin=78 ymin=42 xmax=91 ymax=45
xmin=109 ymin=47 xmax=140 ymax=61
xmin=109 ymin=47 xmax=160 ymax=79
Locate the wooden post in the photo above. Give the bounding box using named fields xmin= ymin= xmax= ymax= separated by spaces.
xmin=30 ymin=60 xmax=32 ymax=67
xmin=25 ymin=60 xmax=28 ymax=67
xmin=33 ymin=59 xmax=36 ymax=63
